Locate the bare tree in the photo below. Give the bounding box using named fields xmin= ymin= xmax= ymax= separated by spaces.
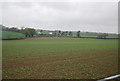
xmin=69 ymin=31 xmax=73 ymax=37
xmin=77 ymin=31 xmax=81 ymax=38
xmin=58 ymin=30 xmax=61 ymax=37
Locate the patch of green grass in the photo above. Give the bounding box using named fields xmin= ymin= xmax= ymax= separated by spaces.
xmin=81 ymin=35 xmax=97 ymax=38
xmin=2 ymin=39 xmax=118 ymax=59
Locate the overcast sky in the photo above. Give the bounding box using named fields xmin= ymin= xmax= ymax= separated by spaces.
xmin=1 ymin=1 xmax=118 ymax=33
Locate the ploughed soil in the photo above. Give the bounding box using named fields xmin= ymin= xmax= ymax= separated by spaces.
xmin=23 ymin=37 xmax=104 ymax=41
xmin=3 ymin=50 xmax=118 ymax=79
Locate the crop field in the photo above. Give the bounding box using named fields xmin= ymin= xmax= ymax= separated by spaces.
xmin=2 ymin=37 xmax=118 ymax=79
xmin=1 ymin=30 xmax=25 ymax=39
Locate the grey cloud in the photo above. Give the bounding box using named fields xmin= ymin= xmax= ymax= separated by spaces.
xmin=1 ymin=2 xmax=118 ymax=33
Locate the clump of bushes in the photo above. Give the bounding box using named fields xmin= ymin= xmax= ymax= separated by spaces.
xmin=97 ymin=33 xmax=108 ymax=39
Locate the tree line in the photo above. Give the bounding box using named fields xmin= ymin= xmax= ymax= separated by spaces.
xmin=1 ymin=25 xmax=109 ymax=38
xmin=1 ymin=25 xmax=36 ymax=37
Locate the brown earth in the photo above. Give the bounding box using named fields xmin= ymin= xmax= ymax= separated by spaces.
xmin=23 ymin=37 xmax=104 ymax=41
xmin=2 ymin=50 xmax=118 ymax=79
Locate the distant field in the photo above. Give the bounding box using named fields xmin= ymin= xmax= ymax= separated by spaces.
xmin=1 ymin=30 xmax=25 ymax=39
xmin=80 ymin=35 xmax=118 ymax=39
xmin=2 ymin=37 xmax=118 ymax=79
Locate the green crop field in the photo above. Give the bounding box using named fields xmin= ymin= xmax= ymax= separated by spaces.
xmin=2 ymin=37 xmax=118 ymax=79
xmin=1 ymin=30 xmax=25 ymax=39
